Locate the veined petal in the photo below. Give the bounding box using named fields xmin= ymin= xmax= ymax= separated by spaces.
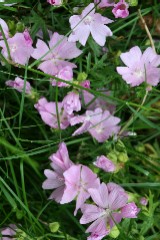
xmin=88 ymin=183 xmax=109 ymax=208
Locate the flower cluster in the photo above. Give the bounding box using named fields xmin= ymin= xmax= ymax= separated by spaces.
xmin=43 ymin=142 xmax=140 ymax=239
xmin=1 ymin=1 xmax=158 ymax=239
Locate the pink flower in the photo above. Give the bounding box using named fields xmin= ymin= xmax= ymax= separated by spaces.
xmin=70 ymin=108 xmax=120 ymax=142
xmin=68 ymin=3 xmax=113 ymax=46
xmin=80 ymin=183 xmax=128 ymax=237
xmin=61 ymin=164 xmax=100 ymax=215
xmin=47 ymin=0 xmax=62 ymax=6
xmin=121 ymin=202 xmax=140 ymax=218
xmin=112 ymin=0 xmax=129 ymax=19
xmin=0 ymin=32 xmax=33 ymax=65
xmin=42 ymin=142 xmax=74 ymax=202
xmin=32 ymin=32 xmax=82 ymax=75
xmin=94 ymin=155 xmax=115 ymax=172
xmin=51 ymin=66 xmax=73 ymax=87
xmin=1 ymin=224 xmax=17 ymax=240
xmin=6 ymin=77 xmax=32 ymax=94
xmin=117 ymin=46 xmax=160 ymax=87
xmin=94 ymin=0 xmax=115 ymax=8
xmin=62 ymin=91 xmax=81 ymax=115
xmin=0 ymin=18 xmax=9 ymax=39
xmin=34 ymin=97 xmax=72 ymax=129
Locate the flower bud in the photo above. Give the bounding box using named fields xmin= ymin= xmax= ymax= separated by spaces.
xmin=109 ymin=225 xmax=120 ymax=238
xmin=77 ymin=72 xmax=88 ymax=82
xmin=118 ymin=152 xmax=128 ymax=163
xmin=49 ymin=222 xmax=60 ymax=233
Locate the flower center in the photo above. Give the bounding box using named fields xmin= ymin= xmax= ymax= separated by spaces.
xmin=105 ymin=208 xmax=111 ymax=217
xmin=134 ymin=69 xmax=144 ymax=78
xmin=84 ymin=16 xmax=92 ymax=25
xmin=10 ymin=43 xmax=17 ymax=53
xmin=119 ymin=4 xmax=126 ymax=10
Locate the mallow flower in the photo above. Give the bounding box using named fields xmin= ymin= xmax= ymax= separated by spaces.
xmin=32 ymin=32 xmax=82 ymax=75
xmin=34 ymin=97 xmax=72 ymax=129
xmin=6 ymin=77 xmax=32 ymax=94
xmin=80 ymin=183 xmax=139 ymax=239
xmin=117 ymin=46 xmax=160 ymax=87
xmin=42 ymin=142 xmax=74 ymax=202
xmin=70 ymin=108 xmax=121 ymax=142
xmin=60 ymin=164 xmax=100 ymax=215
xmin=93 ymin=155 xmax=115 ymax=172
xmin=112 ymin=0 xmax=129 ymax=19
xmin=0 ymin=18 xmax=9 ymax=39
xmin=0 ymin=32 xmax=33 ymax=65
xmin=68 ymin=3 xmax=113 ymax=46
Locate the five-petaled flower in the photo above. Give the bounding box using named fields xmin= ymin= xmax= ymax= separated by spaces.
xmin=68 ymin=3 xmax=113 ymax=46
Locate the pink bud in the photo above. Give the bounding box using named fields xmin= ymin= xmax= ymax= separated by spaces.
xmin=121 ymin=202 xmax=140 ymax=218
xmin=140 ymin=197 xmax=148 ymax=206
xmin=81 ymin=80 xmax=90 ymax=89
xmin=94 ymin=155 xmax=116 ymax=172
xmin=112 ymin=0 xmax=129 ymax=19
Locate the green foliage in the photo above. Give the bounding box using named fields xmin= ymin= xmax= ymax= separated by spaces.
xmin=0 ymin=0 xmax=160 ymax=240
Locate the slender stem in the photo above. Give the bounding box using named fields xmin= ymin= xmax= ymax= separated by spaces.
xmin=138 ymin=9 xmax=155 ymax=52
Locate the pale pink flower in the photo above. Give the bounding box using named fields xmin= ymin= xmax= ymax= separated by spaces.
xmin=32 ymin=32 xmax=82 ymax=75
xmin=6 ymin=77 xmax=31 ymax=94
xmin=47 ymin=0 xmax=62 ymax=6
xmin=70 ymin=108 xmax=120 ymax=142
xmin=51 ymin=66 xmax=73 ymax=87
xmin=0 ymin=18 xmax=9 ymax=39
xmin=0 ymin=32 xmax=33 ymax=65
xmin=34 ymin=97 xmax=72 ymax=129
xmin=42 ymin=142 xmax=74 ymax=202
xmin=94 ymin=0 xmax=115 ymax=8
xmin=62 ymin=91 xmax=81 ymax=115
xmin=68 ymin=3 xmax=113 ymax=46
xmin=80 ymin=183 xmax=137 ymax=238
xmin=94 ymin=155 xmax=115 ymax=172
xmin=112 ymin=0 xmax=129 ymax=19
xmin=140 ymin=197 xmax=148 ymax=206
xmin=121 ymin=202 xmax=140 ymax=218
xmin=117 ymin=46 xmax=160 ymax=87
xmin=61 ymin=164 xmax=100 ymax=215
xmin=1 ymin=224 xmax=17 ymax=240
